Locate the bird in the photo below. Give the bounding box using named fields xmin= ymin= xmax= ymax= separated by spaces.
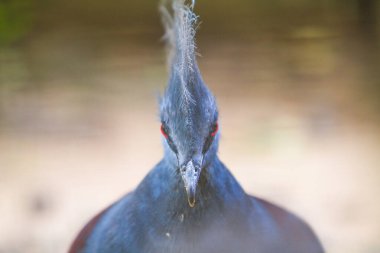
xmin=68 ymin=1 xmax=324 ymax=252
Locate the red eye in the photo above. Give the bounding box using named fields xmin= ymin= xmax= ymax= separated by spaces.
xmin=161 ymin=124 xmax=169 ymax=138
xmin=211 ymin=122 xmax=218 ymax=137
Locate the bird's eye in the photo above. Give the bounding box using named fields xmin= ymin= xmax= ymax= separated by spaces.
xmin=202 ymin=122 xmax=218 ymax=154
xmin=161 ymin=124 xmax=169 ymax=139
xmin=210 ymin=122 xmax=218 ymax=137
xmin=161 ymin=123 xmax=178 ymax=154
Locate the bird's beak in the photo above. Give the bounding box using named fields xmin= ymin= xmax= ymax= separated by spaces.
xmin=181 ymin=160 xmax=201 ymax=208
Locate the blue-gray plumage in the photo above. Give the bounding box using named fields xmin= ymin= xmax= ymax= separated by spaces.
xmin=68 ymin=1 xmax=324 ymax=252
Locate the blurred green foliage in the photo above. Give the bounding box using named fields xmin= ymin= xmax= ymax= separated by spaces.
xmin=0 ymin=0 xmax=34 ymax=46
xmin=0 ymin=0 xmax=378 ymax=99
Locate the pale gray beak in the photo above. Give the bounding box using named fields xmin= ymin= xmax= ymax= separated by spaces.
xmin=180 ymin=160 xmax=201 ymax=207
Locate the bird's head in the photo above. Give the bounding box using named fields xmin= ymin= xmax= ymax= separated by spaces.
xmin=160 ymin=76 xmax=219 ymax=208
xmin=159 ymin=0 xmax=219 ymax=208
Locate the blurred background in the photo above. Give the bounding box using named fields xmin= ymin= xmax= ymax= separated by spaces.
xmin=1 ymin=0 xmax=380 ymax=252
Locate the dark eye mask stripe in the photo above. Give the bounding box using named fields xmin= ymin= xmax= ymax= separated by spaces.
xmin=161 ymin=123 xmax=178 ymax=154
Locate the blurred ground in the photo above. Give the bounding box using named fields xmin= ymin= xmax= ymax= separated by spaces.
xmin=0 ymin=0 xmax=380 ymax=253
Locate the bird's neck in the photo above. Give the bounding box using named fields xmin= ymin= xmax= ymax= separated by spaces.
xmin=135 ymin=157 xmax=249 ymax=222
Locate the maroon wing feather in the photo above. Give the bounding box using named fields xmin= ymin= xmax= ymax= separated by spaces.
xmin=68 ymin=205 xmax=113 ymax=253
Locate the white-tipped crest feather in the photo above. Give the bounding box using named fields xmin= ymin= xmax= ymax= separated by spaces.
xmin=160 ymin=0 xmax=199 ymax=113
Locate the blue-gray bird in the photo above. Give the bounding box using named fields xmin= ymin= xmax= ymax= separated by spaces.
xmin=69 ymin=1 xmax=324 ymax=252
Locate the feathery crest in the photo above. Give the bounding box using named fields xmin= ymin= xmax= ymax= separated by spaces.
xmin=160 ymin=0 xmax=200 ymax=113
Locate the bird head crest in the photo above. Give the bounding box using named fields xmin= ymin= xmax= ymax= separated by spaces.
xmin=159 ymin=0 xmax=217 ymax=126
